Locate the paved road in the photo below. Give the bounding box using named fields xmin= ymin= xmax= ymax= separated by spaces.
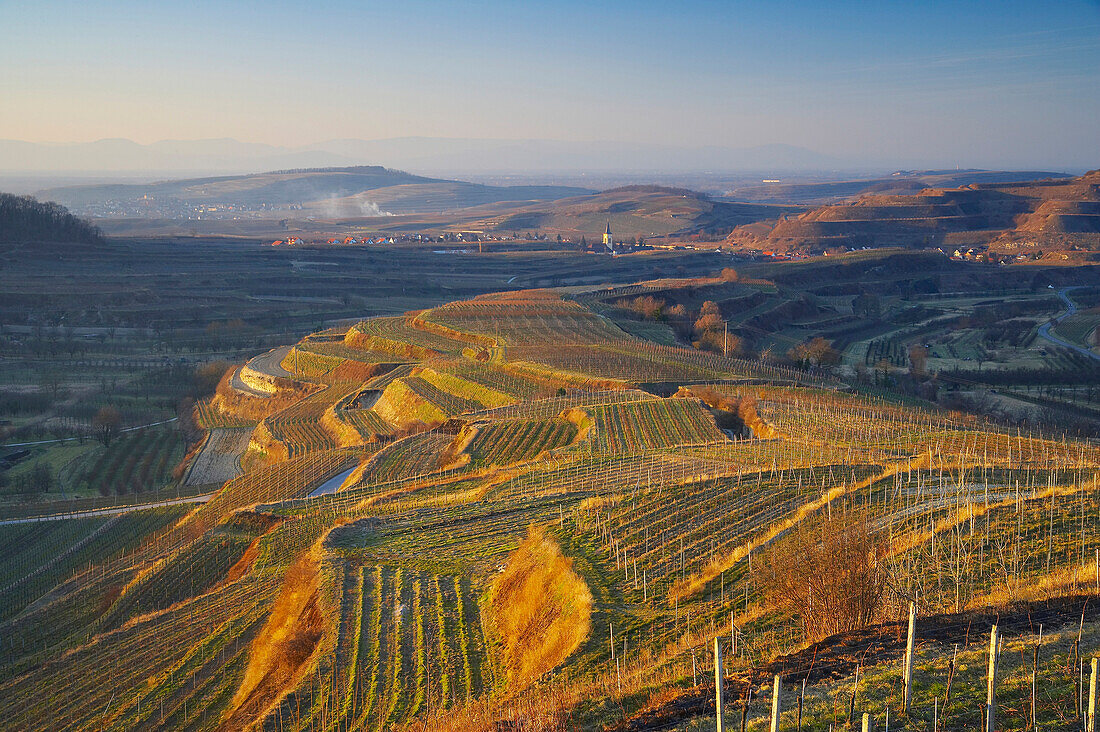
xmin=0 ymin=493 xmax=212 ymax=525
xmin=229 ymin=366 xmax=271 ymax=398
xmin=249 ymin=345 xmax=293 ymax=379
xmin=229 ymin=345 xmax=295 ymax=397
xmin=1036 ymin=286 xmax=1100 ymax=362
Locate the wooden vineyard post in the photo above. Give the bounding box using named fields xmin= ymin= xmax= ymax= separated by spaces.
xmin=985 ymin=624 xmax=999 ymax=732
xmin=861 ymin=711 xmax=872 ymax=732
xmin=797 ymin=677 xmax=806 ymax=732
xmin=715 ymin=638 xmax=726 ymax=732
xmin=903 ymin=601 xmax=916 ymax=714
xmin=848 ymin=665 xmax=861 ymax=726
xmin=770 ymin=674 xmax=781 ymax=732
xmin=1088 ymin=657 xmax=1098 ymax=732
xmin=1032 ymin=624 xmax=1043 ymax=730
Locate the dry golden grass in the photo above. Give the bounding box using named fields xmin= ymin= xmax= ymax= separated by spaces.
xmin=487 ymin=525 xmax=593 ymax=689
xmin=212 ymin=366 xmax=315 ymax=423
xmin=222 ymin=552 xmax=324 ymax=730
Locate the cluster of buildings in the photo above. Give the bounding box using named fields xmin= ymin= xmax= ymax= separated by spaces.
xmin=267 ymin=232 xmax=493 ymax=247
xmin=270 ymin=235 xmax=396 ymax=247
xmin=945 ymin=247 xmax=1041 ymax=264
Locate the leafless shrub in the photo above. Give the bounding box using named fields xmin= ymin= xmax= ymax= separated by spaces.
xmin=761 ymin=510 xmax=886 ymax=641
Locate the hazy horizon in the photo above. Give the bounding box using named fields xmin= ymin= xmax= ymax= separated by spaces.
xmin=3 ymin=0 xmax=1100 ymax=172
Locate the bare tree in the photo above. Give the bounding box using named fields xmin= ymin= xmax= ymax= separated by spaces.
xmin=92 ymin=406 xmax=122 ymax=447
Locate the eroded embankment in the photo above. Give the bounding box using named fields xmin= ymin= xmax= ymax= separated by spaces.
xmin=222 ymin=551 xmax=324 ymax=730
xmin=487 ymin=525 xmax=594 ymax=689
xmin=676 ymin=386 xmax=779 ymax=439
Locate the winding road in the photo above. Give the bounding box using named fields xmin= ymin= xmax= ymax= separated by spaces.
xmin=249 ymin=345 xmax=293 ymax=379
xmin=1036 ymin=286 xmax=1100 ymax=362
xmin=228 ymin=345 xmax=294 ymax=397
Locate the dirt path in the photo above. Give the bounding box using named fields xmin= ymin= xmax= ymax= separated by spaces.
xmin=614 ymin=594 xmax=1096 ymax=731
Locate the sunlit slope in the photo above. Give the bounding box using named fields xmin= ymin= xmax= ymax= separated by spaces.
xmin=1 ymin=286 xmax=1099 ymax=731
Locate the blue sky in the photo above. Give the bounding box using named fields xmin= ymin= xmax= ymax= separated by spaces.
xmin=1 ymin=0 xmax=1098 ymax=168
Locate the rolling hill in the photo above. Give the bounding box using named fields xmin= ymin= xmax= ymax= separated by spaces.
xmin=454 ymin=185 xmax=804 ymax=240
xmin=37 ymin=166 xmax=592 ymax=217
xmin=0 ymin=192 xmax=103 ymax=245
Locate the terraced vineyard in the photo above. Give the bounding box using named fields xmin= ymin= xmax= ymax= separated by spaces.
xmin=275 ymin=561 xmax=493 ymax=730
xmin=0 ymin=504 xmax=195 ymax=621
xmin=5 ymin=285 xmax=1100 ymax=732
xmin=339 ymin=406 xmax=393 ymax=439
xmin=352 ymin=315 xmax=469 ymax=355
xmin=588 ymin=398 xmax=729 ymax=453
xmin=464 ymin=418 xmax=577 ymax=466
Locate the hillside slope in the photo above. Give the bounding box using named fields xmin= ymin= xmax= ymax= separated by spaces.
xmin=456 ymin=185 xmax=802 ymax=239
xmin=727 ymin=169 xmax=1100 ymax=258
xmin=38 ymin=166 xmax=592 ymax=217
xmin=724 ymin=169 xmax=1074 ymax=205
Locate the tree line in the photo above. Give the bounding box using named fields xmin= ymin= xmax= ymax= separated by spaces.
xmin=0 ymin=193 xmax=103 ymax=244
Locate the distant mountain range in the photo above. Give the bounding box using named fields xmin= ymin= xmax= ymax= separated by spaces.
xmin=0 ymin=137 xmax=848 ymax=175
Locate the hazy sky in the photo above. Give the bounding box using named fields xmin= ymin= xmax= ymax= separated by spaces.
xmin=2 ymin=0 xmax=1099 ymax=168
